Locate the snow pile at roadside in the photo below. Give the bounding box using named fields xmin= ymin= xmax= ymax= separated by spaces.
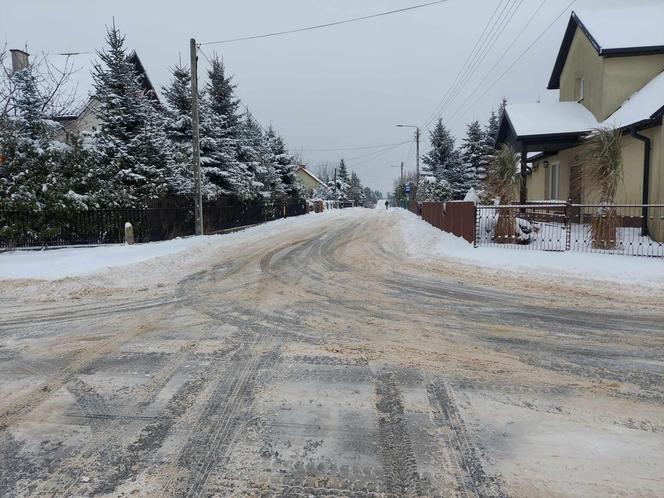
xmin=0 ymin=210 xmax=348 ymax=281
xmin=394 ymin=209 xmax=664 ymax=288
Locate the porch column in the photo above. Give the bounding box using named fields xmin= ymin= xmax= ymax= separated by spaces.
xmin=520 ymin=147 xmax=528 ymax=204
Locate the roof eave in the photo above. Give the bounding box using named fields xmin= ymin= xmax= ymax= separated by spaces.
xmin=601 ymin=45 xmax=664 ymax=58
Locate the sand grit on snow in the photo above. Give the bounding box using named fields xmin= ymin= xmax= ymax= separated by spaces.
xmin=0 ymin=210 xmax=350 ymax=281
xmin=393 ymin=208 xmax=664 ymax=289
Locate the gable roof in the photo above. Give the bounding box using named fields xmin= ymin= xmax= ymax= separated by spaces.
xmin=52 ymin=50 xmax=159 ymax=122
xmin=127 ymin=51 xmax=160 ymax=103
xmin=500 ymin=69 xmax=664 ymax=147
xmin=296 ymin=166 xmax=325 ymax=187
xmin=548 ymin=6 xmax=664 ymax=90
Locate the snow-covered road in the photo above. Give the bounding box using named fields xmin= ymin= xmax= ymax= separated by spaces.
xmin=1 ymin=208 xmax=663 ymax=497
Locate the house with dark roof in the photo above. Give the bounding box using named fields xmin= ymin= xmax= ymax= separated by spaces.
xmin=53 ymin=51 xmax=160 ymax=137
xmin=497 ymin=5 xmax=664 ymax=241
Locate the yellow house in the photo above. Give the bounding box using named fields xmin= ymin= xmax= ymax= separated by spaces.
xmin=497 ymin=6 xmax=664 ymax=241
xmin=295 ymin=166 xmax=326 ymax=197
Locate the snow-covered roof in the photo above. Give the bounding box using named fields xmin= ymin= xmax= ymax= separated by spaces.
xmin=296 ymin=166 xmax=325 ymax=186
xmin=505 ymin=69 xmax=664 ymax=140
xmin=505 ymin=102 xmax=598 ymax=137
xmin=574 ymin=6 xmax=664 ymax=53
xmin=549 ymin=6 xmax=664 ymax=89
xmin=605 ymin=70 xmax=664 ymax=128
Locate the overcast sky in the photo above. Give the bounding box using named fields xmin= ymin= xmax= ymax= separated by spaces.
xmin=1 ymin=0 xmax=656 ymax=193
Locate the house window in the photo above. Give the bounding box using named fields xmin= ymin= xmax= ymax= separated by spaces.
xmin=548 ymin=162 xmax=560 ymax=200
xmin=575 ymin=78 xmax=585 ymax=102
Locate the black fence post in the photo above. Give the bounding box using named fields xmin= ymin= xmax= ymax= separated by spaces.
xmin=565 ymin=198 xmax=572 ymax=252
xmin=474 ymin=205 xmax=478 ymax=248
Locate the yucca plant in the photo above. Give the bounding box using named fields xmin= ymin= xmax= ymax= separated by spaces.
xmin=486 ymin=144 xmax=520 ymax=244
xmin=579 ymin=126 xmax=623 ymax=250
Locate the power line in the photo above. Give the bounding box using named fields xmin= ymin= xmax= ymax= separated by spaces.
xmin=200 ymin=0 xmax=452 ymax=46
xmin=443 ymin=0 xmax=547 ymax=122
xmin=446 ymin=0 xmax=576 ymax=123
xmin=296 ymin=141 xmax=411 ymax=152
xmin=420 ymin=0 xmax=508 ymax=129
xmin=346 ymin=142 xmax=411 ymax=168
xmin=422 ymin=0 xmax=524 ymax=130
xmin=440 ymin=0 xmax=523 ymax=115
xmin=346 ymin=141 xmax=410 ymax=162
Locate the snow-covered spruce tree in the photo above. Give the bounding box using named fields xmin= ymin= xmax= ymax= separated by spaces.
xmin=363 ymin=186 xmax=377 ymax=206
xmin=91 ymin=26 xmax=169 ymax=207
xmin=200 ymin=55 xmax=253 ymax=201
xmin=420 ymin=119 xmax=463 ymax=200
xmin=162 ymin=63 xmax=195 ymax=197
xmin=265 ymin=126 xmax=301 ymax=200
xmin=238 ymin=112 xmax=274 ymax=199
xmin=461 ymin=120 xmax=485 ymax=191
xmin=0 ymin=64 xmax=64 ymax=213
xmin=334 ymin=159 xmax=350 ymax=201
xmin=312 ymin=182 xmax=334 ymax=201
xmin=0 ymin=63 xmax=82 ymax=242
xmin=348 ymin=171 xmax=365 ymax=206
xmin=480 ymin=98 xmax=507 ymax=192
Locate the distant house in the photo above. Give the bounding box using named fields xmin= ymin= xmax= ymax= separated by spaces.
xmin=496 ymin=6 xmax=664 ymax=240
xmin=295 ymin=166 xmax=326 ymax=196
xmin=52 ymin=51 xmax=160 ymax=137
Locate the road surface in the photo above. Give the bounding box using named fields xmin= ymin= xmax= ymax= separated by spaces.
xmin=1 ymin=209 xmax=663 ymax=497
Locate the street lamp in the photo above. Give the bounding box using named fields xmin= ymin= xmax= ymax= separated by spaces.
xmin=396 ymin=124 xmax=420 ymax=183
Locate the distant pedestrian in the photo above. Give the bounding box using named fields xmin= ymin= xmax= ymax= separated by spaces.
xmin=385 ymin=200 xmax=389 ymax=210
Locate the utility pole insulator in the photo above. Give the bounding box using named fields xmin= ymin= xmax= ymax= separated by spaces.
xmin=190 ymin=38 xmax=204 ymax=236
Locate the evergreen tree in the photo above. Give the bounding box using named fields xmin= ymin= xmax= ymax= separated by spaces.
xmin=238 ymin=112 xmax=272 ymax=199
xmin=461 ymin=120 xmax=485 ymax=190
xmin=162 ymin=64 xmax=194 ymax=196
xmin=91 ymin=26 xmax=169 ymax=207
xmin=420 ymin=119 xmax=462 ymax=200
xmin=0 ymin=64 xmax=65 ymax=214
xmin=335 ymin=159 xmax=350 ymax=201
xmin=58 ymin=133 xmax=101 ymax=210
xmin=363 ymin=186 xmax=378 ymax=205
xmin=338 ymin=159 xmax=349 ymax=184
xmin=265 ymin=126 xmax=300 ymax=200
xmin=480 ymin=98 xmax=508 ymax=188
xmin=200 ymin=55 xmax=253 ymax=200
xmin=348 ymin=171 xmax=365 ymax=206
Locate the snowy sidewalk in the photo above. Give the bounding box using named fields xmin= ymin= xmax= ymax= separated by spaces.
xmin=0 ymin=210 xmax=349 ymax=280
xmin=393 ymin=208 xmax=664 ymax=289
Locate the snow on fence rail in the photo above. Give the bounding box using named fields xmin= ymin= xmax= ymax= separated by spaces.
xmin=475 ymin=203 xmax=664 ymax=257
xmin=0 ymin=199 xmax=308 ymax=250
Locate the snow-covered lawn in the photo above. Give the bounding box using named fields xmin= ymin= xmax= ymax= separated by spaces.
xmin=395 ymin=209 xmax=664 ymax=289
xmin=0 ymin=210 xmax=346 ymax=280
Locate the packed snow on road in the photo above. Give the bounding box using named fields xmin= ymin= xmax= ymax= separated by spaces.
xmin=2 ymin=208 xmax=664 ymax=497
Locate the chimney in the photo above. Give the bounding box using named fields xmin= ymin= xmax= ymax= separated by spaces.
xmin=10 ymin=49 xmax=30 ymax=73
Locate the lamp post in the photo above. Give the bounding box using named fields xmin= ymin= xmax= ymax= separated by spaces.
xmin=397 ymin=125 xmax=420 ymax=184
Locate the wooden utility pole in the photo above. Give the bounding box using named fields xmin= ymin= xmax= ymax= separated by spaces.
xmin=400 ymin=161 xmax=404 ymax=182
xmin=190 ymin=38 xmax=204 ymax=235
xmin=415 ymin=127 xmax=421 ymax=184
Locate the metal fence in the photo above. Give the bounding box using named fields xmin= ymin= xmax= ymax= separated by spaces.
xmin=0 ymin=198 xmax=308 ymax=250
xmin=475 ymin=203 xmax=664 ymax=257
